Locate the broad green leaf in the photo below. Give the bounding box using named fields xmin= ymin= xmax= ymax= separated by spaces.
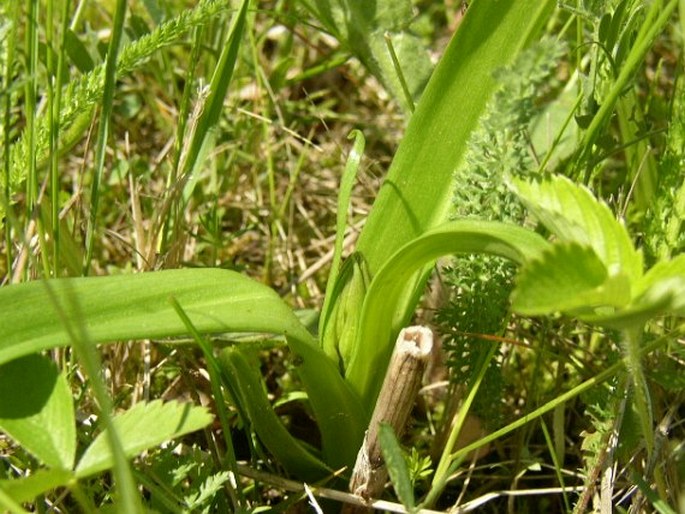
xmin=0 ymin=269 xmax=310 ymax=365
xmin=508 ymin=174 xmax=643 ymax=283
xmin=355 ymin=0 xmax=555 ymax=278
xmin=511 ymin=242 xmax=632 ymax=316
xmin=0 ymin=355 xmax=75 ymax=470
xmin=343 ymin=0 xmax=555 ymax=406
xmin=379 ymin=424 xmax=415 ymax=512
xmin=0 ymin=469 xmax=75 ymax=505
xmin=348 ymin=220 xmax=551 ymax=409
xmin=218 ymin=348 xmax=331 ymax=481
xmin=75 ymin=400 xmax=212 ymax=478
xmin=0 ymin=268 xmax=365 ymax=471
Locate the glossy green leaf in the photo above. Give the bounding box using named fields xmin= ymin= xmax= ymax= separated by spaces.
xmin=0 ymin=469 xmax=74 ymax=506
xmin=511 ymin=242 xmax=632 ymax=316
xmin=0 ymin=269 xmax=310 ymax=365
xmin=343 ymin=0 xmax=554 ymax=406
xmin=348 ymin=220 xmax=551 ymax=410
xmin=75 ymin=400 xmax=212 ymax=478
xmin=0 ymin=268 xmax=365 ymax=471
xmin=355 ymin=0 xmax=555 ymax=279
xmin=218 ymin=348 xmax=331 ymax=481
xmin=508 ymin=173 xmax=643 ymax=282
xmin=0 ymin=355 xmax=75 ymax=470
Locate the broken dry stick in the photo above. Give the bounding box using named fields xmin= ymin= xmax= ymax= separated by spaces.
xmin=347 ymin=326 xmax=434 ymax=508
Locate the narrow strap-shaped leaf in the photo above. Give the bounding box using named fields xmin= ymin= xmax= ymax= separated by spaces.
xmin=180 ymin=0 xmax=250 ymax=177
xmin=319 ymin=130 xmax=366 ymax=339
xmin=218 ymin=348 xmax=332 ymax=481
xmin=354 ymin=0 xmax=555 ymax=280
xmin=340 ymin=0 xmax=555 ymax=402
xmin=379 ymin=424 xmax=416 ymax=512
xmin=0 ymin=269 xmax=310 ymax=363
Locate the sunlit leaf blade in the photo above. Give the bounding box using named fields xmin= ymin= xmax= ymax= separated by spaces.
xmin=0 ymin=269 xmax=311 ymax=365
xmin=508 ymin=174 xmax=643 ymax=282
xmin=355 ymin=0 xmax=555 ymax=279
xmin=0 ymin=355 xmax=76 ymax=470
xmin=75 ymin=400 xmax=212 ymax=478
xmin=219 ymin=348 xmax=331 ymax=481
xmin=344 ymin=0 xmax=555 ymax=406
xmin=634 ymin=253 xmax=685 ymax=300
xmin=320 ymin=130 xmax=366 ymax=346
xmin=0 ymin=469 xmax=74 ymax=505
xmin=0 ymin=268 xmax=365 ymax=472
xmin=511 ymin=242 xmax=632 ymax=316
xmin=560 ymin=255 xmax=685 ymax=329
xmin=349 ymin=220 xmax=551 ymax=410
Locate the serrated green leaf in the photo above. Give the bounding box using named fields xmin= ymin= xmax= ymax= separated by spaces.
xmin=508 ymin=174 xmax=643 ymax=282
xmin=579 ymin=254 xmax=685 ymax=328
xmin=75 ymin=400 xmax=212 ymax=478
xmin=511 ymin=242 xmax=632 ymax=316
xmin=0 ymin=355 xmax=75 ymax=470
xmin=379 ymin=424 xmax=415 ymax=512
xmin=0 ymin=469 xmax=75 ymax=505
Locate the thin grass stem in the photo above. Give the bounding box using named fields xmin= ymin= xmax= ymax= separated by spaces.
xmin=449 ymin=325 xmax=683 ymax=470
xmin=425 ymin=341 xmax=498 ymax=507
xmin=2 ymin=0 xmax=20 ymax=278
xmin=168 ymin=296 xmax=245 ymax=509
xmin=83 ymin=0 xmax=127 ymax=275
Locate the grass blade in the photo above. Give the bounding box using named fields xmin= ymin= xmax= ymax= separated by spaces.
xmin=179 ymin=0 xmax=250 ymax=178
xmin=82 ymin=0 xmax=127 ymax=275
